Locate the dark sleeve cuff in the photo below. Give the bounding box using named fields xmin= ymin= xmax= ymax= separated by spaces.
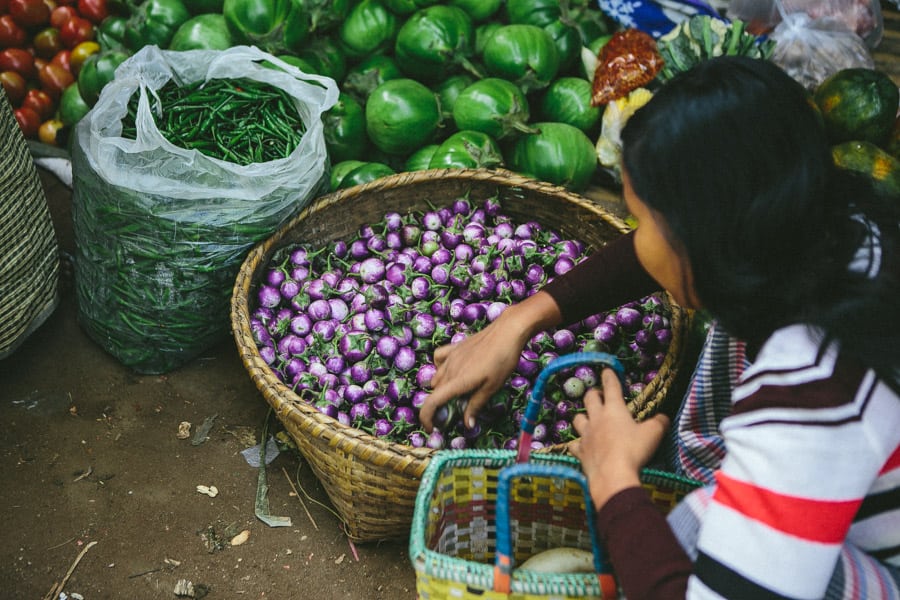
xmin=596 ymin=486 xmax=693 ymax=600
xmin=541 ymin=230 xmax=659 ymax=325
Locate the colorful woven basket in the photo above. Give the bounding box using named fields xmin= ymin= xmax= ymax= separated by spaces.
xmin=410 ymin=452 xmax=700 ymax=599
xmin=410 ymin=353 xmax=702 ymax=600
xmin=231 ymin=168 xmax=693 ymax=541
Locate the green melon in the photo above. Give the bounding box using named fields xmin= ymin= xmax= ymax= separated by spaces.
xmin=813 ymin=68 xmax=899 ymax=146
xmin=832 ymin=140 xmax=900 ymax=200
xmin=885 ymin=115 xmax=900 ymax=160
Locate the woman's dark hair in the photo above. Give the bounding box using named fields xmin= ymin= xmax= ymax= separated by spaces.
xmin=621 ymin=56 xmax=898 ymax=381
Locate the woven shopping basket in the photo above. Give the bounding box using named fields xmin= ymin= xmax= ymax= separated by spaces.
xmin=410 ymin=353 xmax=702 ymax=600
xmin=231 ymin=168 xmax=692 ymax=541
xmin=0 ymin=86 xmax=59 ymax=360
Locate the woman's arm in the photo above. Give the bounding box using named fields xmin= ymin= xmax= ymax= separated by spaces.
xmin=420 ymin=230 xmax=659 ymax=430
xmin=419 ymin=290 xmax=562 ymax=430
xmin=542 ymin=230 xmax=659 ymax=324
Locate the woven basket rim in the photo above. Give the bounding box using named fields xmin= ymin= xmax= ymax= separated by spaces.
xmin=231 ymin=168 xmax=686 ymax=479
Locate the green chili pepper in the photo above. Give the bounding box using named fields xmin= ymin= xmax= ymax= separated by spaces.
xmin=120 ymin=77 xmax=307 ymax=165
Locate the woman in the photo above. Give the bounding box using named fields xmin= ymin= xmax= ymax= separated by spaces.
xmin=420 ymin=57 xmax=900 ymax=598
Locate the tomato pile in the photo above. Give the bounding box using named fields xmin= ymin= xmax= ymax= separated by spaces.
xmin=1 ymin=0 xmax=106 ymax=144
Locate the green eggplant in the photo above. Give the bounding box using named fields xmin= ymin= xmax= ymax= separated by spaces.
xmin=538 ymin=76 xmax=600 ymax=135
xmin=506 ymin=121 xmax=598 ymax=191
xmin=403 ymin=143 xmax=439 ymax=171
xmin=124 ymin=0 xmax=191 ymax=50
xmin=324 ymin=93 xmax=368 ymax=164
xmin=338 ymin=0 xmax=398 ymax=59
xmin=365 ymin=78 xmax=442 ymax=156
xmin=481 ymin=24 xmax=560 ymax=93
xmin=169 ymin=13 xmax=234 ymax=50
xmin=394 ymin=4 xmax=480 ymax=83
xmin=343 ymin=54 xmax=403 ymax=104
xmin=428 ymin=129 xmax=504 ymax=169
xmin=222 ymin=0 xmax=309 ymax=54
xmin=452 ymin=77 xmax=537 ymax=140
xmin=336 ymin=161 xmax=396 ymax=189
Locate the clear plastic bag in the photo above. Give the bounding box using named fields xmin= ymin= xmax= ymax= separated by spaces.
xmin=768 ymin=8 xmax=874 ymax=91
xmin=727 ymin=0 xmax=883 ymax=47
xmin=71 ymin=45 xmax=339 ymax=373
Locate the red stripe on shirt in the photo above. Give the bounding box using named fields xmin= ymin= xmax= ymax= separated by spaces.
xmin=879 ymin=443 xmax=900 ymax=475
xmin=713 ymin=472 xmax=862 ymax=544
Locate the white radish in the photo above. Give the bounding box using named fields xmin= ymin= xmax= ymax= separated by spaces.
xmin=519 ymin=547 xmax=596 ymax=573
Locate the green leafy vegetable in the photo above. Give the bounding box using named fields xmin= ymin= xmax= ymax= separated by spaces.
xmin=656 ymin=15 xmax=775 ymax=83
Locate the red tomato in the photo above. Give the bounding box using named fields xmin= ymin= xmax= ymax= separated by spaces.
xmin=14 ymin=106 xmax=40 ymax=138
xmin=50 ymin=47 xmax=70 ymax=71
xmin=0 ymin=15 xmax=28 ymax=47
xmin=0 ymin=69 xmax=27 ymax=104
xmin=22 ymin=87 xmax=54 ymax=119
xmin=32 ymin=26 xmax=62 ymax=59
xmin=9 ymin=0 xmax=51 ymax=29
xmin=49 ymin=4 xmax=77 ymax=28
xmin=0 ymin=48 xmax=36 ymax=80
xmin=37 ymin=61 xmax=72 ymax=98
xmin=76 ymin=0 xmax=107 ymax=25
xmin=58 ymin=15 xmax=93 ymax=48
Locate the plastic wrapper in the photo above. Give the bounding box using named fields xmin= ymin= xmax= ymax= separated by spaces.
xmin=769 ymin=10 xmax=874 ymax=91
xmin=727 ymin=0 xmax=883 ymax=48
xmin=71 ymin=45 xmax=338 ymax=373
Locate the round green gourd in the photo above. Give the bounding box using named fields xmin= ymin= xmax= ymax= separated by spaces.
xmin=813 ymin=68 xmax=899 ymax=146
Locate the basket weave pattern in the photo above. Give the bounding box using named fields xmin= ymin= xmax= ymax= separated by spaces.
xmin=231 ymin=169 xmax=690 ymax=541
xmin=0 ymin=87 xmax=59 ymax=359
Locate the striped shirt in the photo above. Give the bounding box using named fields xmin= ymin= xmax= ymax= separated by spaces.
xmin=544 ymin=226 xmax=900 ymax=598
xmin=599 ymin=324 xmax=900 ymax=599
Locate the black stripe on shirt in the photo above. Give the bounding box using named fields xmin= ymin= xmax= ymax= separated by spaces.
xmin=855 ymin=485 xmax=900 ymax=522
xmin=696 ymin=551 xmax=797 ymax=600
xmin=738 ymin=336 xmax=830 ymax=390
xmin=869 ymin=541 xmax=900 ymax=562
xmin=733 ymin=369 xmax=874 ymax=429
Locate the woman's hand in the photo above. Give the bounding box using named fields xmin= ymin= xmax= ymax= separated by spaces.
xmin=569 ymin=368 xmax=671 ymax=509
xmin=418 ymin=291 xmax=562 ymax=432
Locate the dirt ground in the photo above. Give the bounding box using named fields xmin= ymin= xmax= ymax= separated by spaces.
xmin=0 ymin=169 xmax=415 ymax=599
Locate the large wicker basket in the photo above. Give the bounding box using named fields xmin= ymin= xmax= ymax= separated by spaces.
xmin=231 ymin=169 xmax=690 ymax=541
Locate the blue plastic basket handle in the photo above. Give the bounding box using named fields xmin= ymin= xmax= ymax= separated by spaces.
xmin=516 ymin=352 xmax=626 ymax=463
xmin=492 ymin=462 xmax=617 ymax=596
